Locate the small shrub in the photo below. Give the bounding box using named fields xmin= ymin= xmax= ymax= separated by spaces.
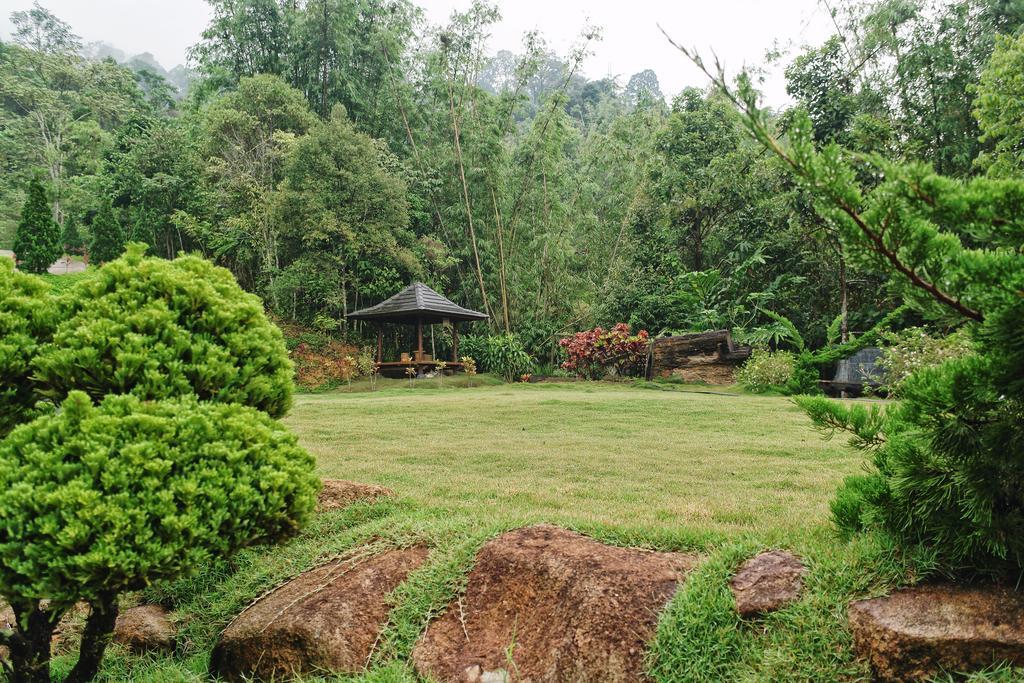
xmin=736 ymin=348 xmax=795 ymax=393
xmin=558 ymin=323 xmax=650 ymax=380
xmin=459 ymin=333 xmax=533 ymax=382
xmin=0 ymin=391 xmax=319 ymax=681
xmin=31 ymin=244 xmax=295 ymax=417
xmin=876 ymin=327 xmax=973 ymax=397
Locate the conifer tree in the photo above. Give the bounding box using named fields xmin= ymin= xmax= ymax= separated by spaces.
xmin=89 ymin=199 xmax=124 ymax=263
xmin=12 ymin=177 xmax=62 ymax=274
xmin=62 ymin=215 xmax=85 ymax=255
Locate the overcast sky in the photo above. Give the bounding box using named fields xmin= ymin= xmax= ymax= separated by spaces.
xmin=0 ymin=0 xmax=836 ymax=106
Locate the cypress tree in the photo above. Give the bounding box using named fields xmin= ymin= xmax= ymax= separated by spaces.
xmin=12 ymin=177 xmax=62 ymax=274
xmin=89 ymin=200 xmax=125 ymax=263
xmin=62 ymin=216 xmax=84 ymax=255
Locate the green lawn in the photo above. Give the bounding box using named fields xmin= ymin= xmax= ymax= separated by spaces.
xmin=73 ymin=381 xmax=975 ymax=682
xmin=289 ymin=382 xmax=861 ymax=535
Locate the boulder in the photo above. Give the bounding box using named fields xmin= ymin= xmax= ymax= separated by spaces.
xmin=210 ymin=546 xmax=429 ymax=681
xmin=729 ymin=550 xmax=807 ymax=618
xmin=412 ymin=525 xmax=699 ymax=682
xmin=113 ymin=605 xmax=175 ymax=653
xmin=317 ymin=479 xmax=394 ymax=511
xmin=848 ymin=584 xmax=1024 ymax=682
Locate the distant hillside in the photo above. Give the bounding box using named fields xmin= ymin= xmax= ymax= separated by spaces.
xmin=82 ymin=41 xmax=195 ymax=98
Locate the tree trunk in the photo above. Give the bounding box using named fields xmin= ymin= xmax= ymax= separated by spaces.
xmin=7 ymin=599 xmax=61 ymax=683
xmin=65 ymin=593 xmax=119 ymax=683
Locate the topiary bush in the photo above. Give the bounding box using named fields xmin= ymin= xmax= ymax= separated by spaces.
xmin=736 ymin=348 xmax=795 ymax=393
xmin=32 ymin=243 xmax=294 ymax=417
xmin=0 ymin=258 xmax=61 ymax=437
xmin=0 ymin=391 xmax=319 ymax=682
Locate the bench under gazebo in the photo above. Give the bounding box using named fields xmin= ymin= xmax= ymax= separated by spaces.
xmin=348 ymin=282 xmax=488 ymax=376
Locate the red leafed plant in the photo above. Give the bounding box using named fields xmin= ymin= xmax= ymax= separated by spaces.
xmin=558 ymin=323 xmax=650 ymax=379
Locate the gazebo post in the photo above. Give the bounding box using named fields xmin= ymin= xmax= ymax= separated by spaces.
xmin=376 ymin=325 xmax=383 ymax=364
xmin=452 ymin=324 xmax=459 ymax=362
xmin=416 ymin=316 xmax=424 ymax=361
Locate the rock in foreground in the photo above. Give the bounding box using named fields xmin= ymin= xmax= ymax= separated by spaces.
xmin=113 ymin=604 xmax=175 ymax=653
xmin=211 ymin=546 xmax=429 ymax=681
xmin=729 ymin=549 xmax=807 ymax=618
xmin=848 ymin=584 xmax=1024 ymax=682
xmin=412 ymin=524 xmax=699 ymax=682
xmin=317 ymin=478 xmax=394 ymax=511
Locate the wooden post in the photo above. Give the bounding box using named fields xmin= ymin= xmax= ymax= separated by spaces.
xmin=452 ymin=324 xmax=459 ymax=362
xmin=416 ymin=317 xmax=424 ymax=360
xmin=376 ymin=325 xmax=383 ymax=364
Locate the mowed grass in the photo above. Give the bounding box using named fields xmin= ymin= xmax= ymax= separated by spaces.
xmin=66 ymin=381 xmax=977 ymax=682
xmin=287 ymin=381 xmax=862 ymax=535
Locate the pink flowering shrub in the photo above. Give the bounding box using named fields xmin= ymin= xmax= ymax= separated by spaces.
xmin=558 ymin=323 xmax=650 ymax=379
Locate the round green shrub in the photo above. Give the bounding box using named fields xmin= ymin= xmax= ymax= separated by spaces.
xmin=736 ymin=348 xmax=795 ymax=393
xmin=0 ymin=258 xmax=60 ymax=436
xmin=0 ymin=391 xmax=319 ymax=606
xmin=32 ymin=244 xmax=295 ymax=417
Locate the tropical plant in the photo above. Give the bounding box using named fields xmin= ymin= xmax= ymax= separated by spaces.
xmin=460 ymin=334 xmax=534 ymax=383
xmin=461 ymin=355 xmax=477 ymax=387
xmin=0 ymin=391 xmax=318 ymax=683
xmin=558 ymin=323 xmax=650 ymax=379
xmin=12 ymin=177 xmax=62 ymax=274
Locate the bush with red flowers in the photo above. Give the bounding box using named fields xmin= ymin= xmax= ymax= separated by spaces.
xmin=558 ymin=323 xmax=650 ymax=379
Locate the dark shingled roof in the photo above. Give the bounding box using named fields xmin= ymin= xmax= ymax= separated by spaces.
xmin=347 ymin=282 xmax=488 ymax=324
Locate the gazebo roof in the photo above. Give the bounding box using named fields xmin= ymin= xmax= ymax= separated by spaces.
xmin=347 ymin=282 xmax=488 ymax=324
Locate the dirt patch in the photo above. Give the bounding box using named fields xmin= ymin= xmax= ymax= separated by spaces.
xmin=412 ymin=524 xmax=699 ymax=682
xmin=210 ymin=546 xmax=429 ymax=681
xmin=317 ymin=479 xmax=394 ymax=511
xmin=848 ymin=584 xmax=1024 ymax=681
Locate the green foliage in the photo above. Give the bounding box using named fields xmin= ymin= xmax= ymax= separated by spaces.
xmin=0 ymin=391 xmax=318 ymax=608
xmin=713 ymin=63 xmax=1024 ymax=573
xmin=13 ymin=177 xmax=62 ymax=274
xmin=88 ymin=198 xmax=125 ymax=264
xmin=61 ymin=216 xmax=84 ymax=254
xmin=975 ymin=31 xmax=1024 ymax=177
xmin=32 ymin=244 xmax=295 ymax=417
xmin=459 ymin=333 xmax=534 ymax=382
xmin=830 ymin=474 xmax=888 ymax=537
xmin=877 ymin=327 xmax=974 ymax=397
xmin=0 ymin=259 xmax=60 ymax=436
xmin=736 ymin=349 xmax=795 ymax=393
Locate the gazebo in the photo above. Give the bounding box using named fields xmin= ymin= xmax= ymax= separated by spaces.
xmin=348 ymin=282 xmax=488 ymax=375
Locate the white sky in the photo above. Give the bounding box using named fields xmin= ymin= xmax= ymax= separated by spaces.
xmin=0 ymin=0 xmax=836 ymax=106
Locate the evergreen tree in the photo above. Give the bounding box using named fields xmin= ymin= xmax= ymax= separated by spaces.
xmin=89 ymin=199 xmax=125 ymax=263
xmin=62 ymin=215 xmax=84 ymax=255
xmin=12 ymin=177 xmax=62 ymax=274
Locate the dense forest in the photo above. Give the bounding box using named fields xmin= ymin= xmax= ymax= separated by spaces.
xmin=3 ymin=0 xmax=1023 ymax=363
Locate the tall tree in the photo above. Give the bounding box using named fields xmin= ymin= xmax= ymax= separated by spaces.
xmin=13 ymin=176 xmax=61 ymax=274
xmin=89 ymin=198 xmax=124 ymax=264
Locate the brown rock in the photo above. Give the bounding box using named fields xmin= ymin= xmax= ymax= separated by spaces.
xmin=729 ymin=549 xmax=807 ymax=618
xmin=113 ymin=605 xmax=175 ymax=653
xmin=210 ymin=546 xmax=429 ymax=681
xmin=317 ymin=478 xmax=394 ymax=511
xmin=412 ymin=524 xmax=699 ymax=682
xmin=848 ymin=584 xmax=1024 ymax=682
